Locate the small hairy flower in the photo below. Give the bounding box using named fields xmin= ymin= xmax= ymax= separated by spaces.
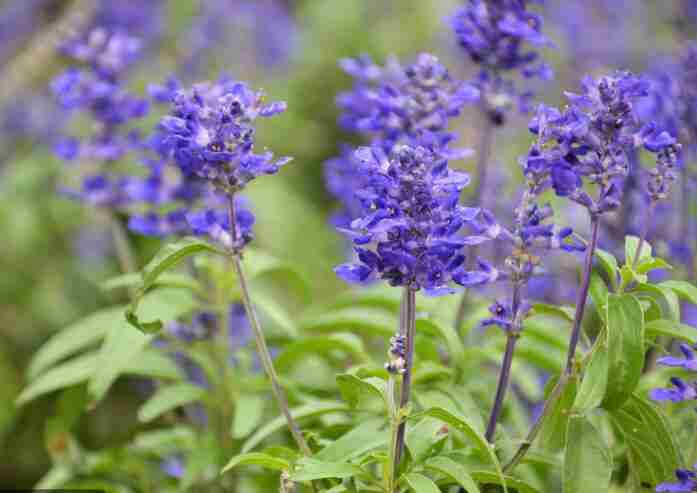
xmin=156 ymin=77 xmax=290 ymax=192
xmin=334 ymin=145 xmax=480 ymax=293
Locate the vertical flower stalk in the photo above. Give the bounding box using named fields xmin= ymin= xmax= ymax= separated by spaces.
xmin=226 ymin=194 xmax=312 ymax=456
xmin=504 ymin=72 xmax=680 ymax=471
xmin=393 ymin=287 xmax=416 ymax=468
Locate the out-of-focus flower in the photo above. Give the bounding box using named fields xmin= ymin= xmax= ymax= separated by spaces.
xmin=656 ymin=465 xmax=697 ymax=492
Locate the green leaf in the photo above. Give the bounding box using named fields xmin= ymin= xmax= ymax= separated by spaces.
xmin=248 ymin=288 xmax=298 ymax=337
xmin=633 ymin=283 xmax=681 ymax=322
xmin=221 ymin=452 xmax=290 ymax=475
xmin=625 ymin=236 xmax=652 ymax=266
xmin=316 ymin=419 xmax=386 ymax=462
xmin=415 ymin=317 xmax=465 ymax=369
xmin=275 ymin=334 xmax=369 ymax=371
xmin=532 ymin=303 xmax=575 ymax=322
xmin=645 ymin=319 xmax=697 ymax=344
xmin=126 ymin=349 xmax=183 ymax=380
xmin=539 ymin=375 xmax=578 ymax=452
xmin=17 ymin=353 xmax=97 ymax=406
xmin=602 ymin=294 xmax=644 ymax=410
xmin=231 ymin=394 xmax=266 ymax=439
xmin=336 ymin=374 xmax=387 ymax=410
xmin=424 ymin=456 xmax=480 ymax=493
xmin=290 ymin=458 xmax=364 ymax=481
xmin=573 ymin=337 xmax=608 ymax=413
xmin=609 ymin=394 xmax=681 ymax=488
xmin=101 ymin=272 xmax=200 ymax=294
xmin=27 ymin=306 xmax=122 ymax=379
xmin=589 ymin=273 xmax=609 ymax=320
xmin=407 ymin=418 xmax=447 ymax=463
xmin=138 ymin=383 xmax=205 ymax=423
xmin=469 ymin=471 xmax=540 ymax=493
xmin=300 ymin=307 xmax=396 ymax=338
xmin=595 ymin=249 xmax=619 ymax=288
xmin=659 ymin=280 xmax=697 ymax=305
xmin=404 ymin=473 xmax=441 ymax=493
xmin=244 ymin=248 xmax=311 ymax=304
xmin=130 ymin=426 xmax=196 ymax=455
xmin=563 ymin=415 xmax=612 ymax=493
xmin=242 ymin=401 xmax=348 ymax=453
xmin=414 ymin=407 xmax=507 ymax=493
xmin=636 ymin=258 xmax=672 ymax=275
xmin=126 ymin=237 xmax=220 ymax=332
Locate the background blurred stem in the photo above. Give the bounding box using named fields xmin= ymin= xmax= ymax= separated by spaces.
xmin=393 ymin=287 xmax=416 ymax=470
xmin=227 ymin=195 xmax=312 ymax=457
xmin=106 ymin=211 xmax=137 ymax=277
xmin=454 ymin=108 xmax=495 ymax=334
xmin=632 ymin=200 xmax=655 ymax=269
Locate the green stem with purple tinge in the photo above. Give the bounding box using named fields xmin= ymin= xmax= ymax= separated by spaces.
xmin=227 ymin=195 xmax=312 ymax=457
xmin=504 ymin=214 xmax=601 ymax=472
xmin=393 ymin=287 xmax=416 ymax=469
xmin=485 ymin=282 xmax=522 ymax=443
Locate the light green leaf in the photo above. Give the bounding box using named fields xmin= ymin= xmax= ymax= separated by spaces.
xmin=659 ymin=280 xmax=697 ymax=305
xmin=609 ymin=394 xmax=680 ymax=488
xmin=532 ymin=304 xmax=575 ymax=322
xmin=602 ymin=294 xmax=644 ymax=410
xmin=17 ymin=353 xmax=97 ymax=406
xmin=138 ymin=383 xmax=205 ymax=423
xmin=633 ymin=283 xmax=681 ymax=322
xmin=563 ymin=415 xmax=612 ymax=493
xmin=625 ymin=236 xmax=652 ymax=266
xmin=424 ymin=456 xmax=480 ymax=492
xmin=130 ymin=426 xmax=196 ymax=455
xmin=290 ymin=458 xmax=364 ymax=481
xmin=101 ymin=272 xmax=200 ymax=294
xmin=232 ymin=394 xmax=266 ymax=439
xmin=589 ymin=273 xmax=609 ymax=320
xmin=125 ymin=349 xmax=182 ymax=380
xmin=595 ymin=249 xmax=619 ymax=288
xmin=645 ymin=319 xmax=697 ymax=344
xmin=126 ymin=237 xmax=220 ymax=332
xmin=404 ymin=472 xmax=441 ymax=493
xmin=300 ymin=307 xmax=396 ymax=338
xmin=469 ymin=471 xmax=540 ymax=493
xmin=539 ymin=375 xmax=578 ymax=452
xmin=316 ymin=419 xmax=386 ymax=462
xmin=27 ymin=306 xmax=122 ymax=379
xmin=275 ymin=334 xmax=369 ymax=371
xmin=221 ymin=452 xmax=290 ymax=474
xmin=242 ymin=401 xmax=348 ymax=453
xmin=336 ymin=374 xmax=387 ymax=410
xmin=248 ymin=288 xmax=298 ymax=337
xmin=636 ymin=258 xmax=672 ymax=275
xmin=573 ymin=337 xmax=608 ymax=413
xmin=243 ymin=248 xmax=312 ymax=304
xmin=407 ymin=418 xmax=447 ymax=463
xmin=415 ymin=317 xmax=465 ymax=369
xmin=414 ymin=407 xmax=507 ymax=493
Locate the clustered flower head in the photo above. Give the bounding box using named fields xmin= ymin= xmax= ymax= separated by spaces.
xmin=334 ymin=144 xmax=482 ymax=294
xmin=337 ymin=53 xmax=478 ymax=154
xmin=328 ymin=53 xmax=475 ymax=231
xmin=156 ymin=77 xmax=290 ymax=193
xmin=52 ymin=28 xmax=149 ymax=206
xmin=451 ymin=0 xmax=553 ymax=121
xmin=526 ymin=72 xmax=679 ymax=217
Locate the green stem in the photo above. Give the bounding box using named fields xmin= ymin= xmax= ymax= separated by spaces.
xmin=632 ymin=200 xmax=655 ymax=269
xmin=386 ymin=375 xmax=398 ymax=493
xmin=227 ymin=195 xmax=312 ymax=457
xmin=107 ymin=211 xmax=137 ymax=276
xmin=393 ymin=287 xmax=416 ymax=469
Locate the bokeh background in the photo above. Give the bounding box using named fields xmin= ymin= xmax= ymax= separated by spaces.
xmin=0 ymin=0 xmax=694 ymax=487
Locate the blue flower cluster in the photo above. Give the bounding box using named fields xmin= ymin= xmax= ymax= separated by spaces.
xmin=335 ymin=145 xmax=480 ymax=294
xmin=52 ymin=28 xmax=149 ymax=206
xmin=327 ymin=53 xmax=475 ymax=232
xmin=527 ymin=72 xmax=679 ymax=217
xmin=650 ymin=343 xmax=697 ymax=403
xmin=156 ymin=78 xmax=290 ymax=192
xmin=450 ymin=0 xmax=553 ymax=120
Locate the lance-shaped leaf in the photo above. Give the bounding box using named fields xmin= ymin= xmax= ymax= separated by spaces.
xmin=563 ymin=415 xmax=612 ymax=493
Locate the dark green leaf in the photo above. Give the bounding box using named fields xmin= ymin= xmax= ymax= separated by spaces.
xmin=563 ymin=415 xmax=612 ymax=493
xmin=138 ymin=383 xmax=205 ymax=423
xmin=424 ymin=456 xmax=480 ymax=492
xmin=221 ymin=452 xmax=290 ymax=474
xmin=539 ymin=375 xmax=578 ymax=452
xmin=602 ymin=294 xmax=644 ymax=410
